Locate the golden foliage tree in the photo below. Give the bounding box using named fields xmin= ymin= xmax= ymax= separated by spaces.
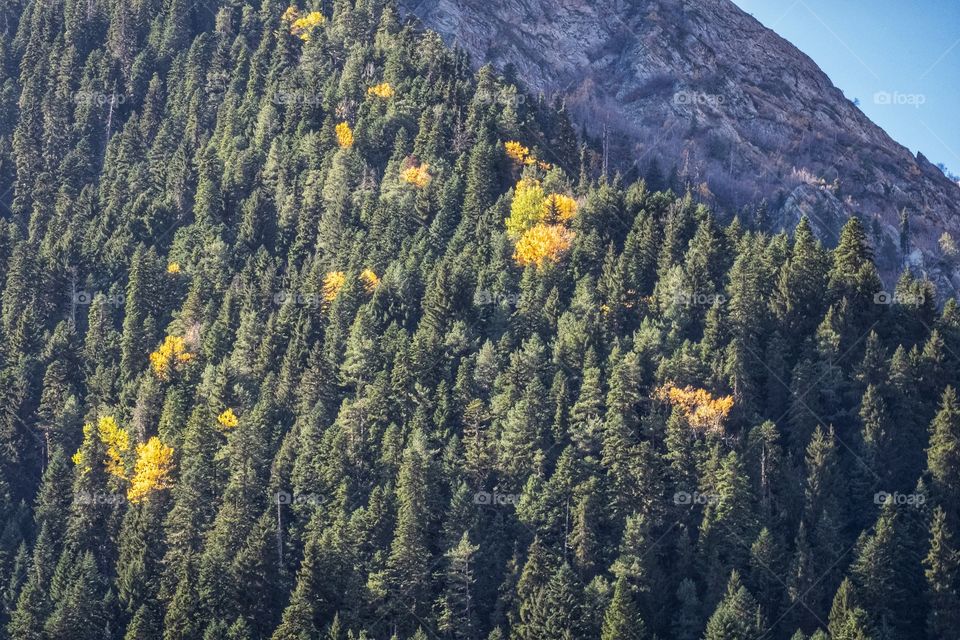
xmin=655 ymin=383 xmax=734 ymax=434
xmin=360 ymin=269 xmax=380 ymax=293
xmin=505 ymin=177 xmax=579 ymax=267
xmin=127 ymin=437 xmax=175 ymax=503
xmin=72 ymin=416 xmax=130 ymax=478
xmin=504 ymin=141 xmax=552 ymax=170
xmin=286 ymin=9 xmax=325 ymax=41
xmin=367 ymin=83 xmax=395 ymax=98
xmin=72 ymin=416 xmax=174 ymax=502
xmin=98 ymin=416 xmax=131 ymax=479
xmin=513 ymin=224 xmax=574 ymax=268
xmin=506 ymin=179 xmax=546 ymax=239
xmin=542 ymin=193 xmax=578 ymax=223
xmin=71 ymin=438 xmax=87 ymax=471
xmin=166 ymin=262 xmax=181 ymax=274
xmin=335 ymin=122 xmax=354 ymax=149
xmin=323 ymin=271 xmax=347 ymax=302
xmin=217 ymin=408 xmax=239 ymax=430
xmin=505 ymin=179 xmax=579 ymax=239
xmin=505 ymin=141 xmax=535 ymax=166
xmin=149 ymin=336 xmax=194 ymax=380
xmin=400 ymin=163 xmax=431 ymax=187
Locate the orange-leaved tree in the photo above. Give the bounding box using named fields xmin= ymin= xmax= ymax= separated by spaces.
xmin=505 ymin=141 xmax=535 ymax=167
xmin=655 ymin=383 xmax=734 ymax=434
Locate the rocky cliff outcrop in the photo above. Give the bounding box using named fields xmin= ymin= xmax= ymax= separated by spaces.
xmin=400 ymin=0 xmax=960 ymax=292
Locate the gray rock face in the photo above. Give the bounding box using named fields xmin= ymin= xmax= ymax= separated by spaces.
xmin=400 ymin=0 xmax=960 ymax=291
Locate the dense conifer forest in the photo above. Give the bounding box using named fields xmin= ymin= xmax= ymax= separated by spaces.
xmin=0 ymin=0 xmax=958 ymax=638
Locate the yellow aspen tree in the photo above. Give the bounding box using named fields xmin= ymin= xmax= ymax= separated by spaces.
xmin=513 ymin=224 xmax=574 ymax=267
xmin=72 ymin=416 xmax=131 ymax=479
xmin=281 ymin=5 xmax=299 ymax=23
xmin=150 ymin=336 xmax=193 ymax=380
xmin=71 ymin=434 xmax=88 ymax=471
xmin=506 ymin=179 xmax=546 ymax=238
xmin=167 ymin=262 xmax=181 ymax=274
xmin=323 ymin=271 xmax=347 ymax=302
xmin=127 ymin=437 xmax=175 ymax=503
xmin=335 ymin=122 xmax=354 ymax=149
xmin=217 ymin=408 xmax=239 ymax=430
xmin=98 ymin=416 xmax=131 ymax=479
xmin=400 ymin=163 xmax=431 ymax=187
xmin=367 ymin=83 xmax=395 ymax=98
xmin=289 ymin=11 xmax=325 ymax=41
xmin=360 ymin=269 xmax=381 ymax=293
xmin=504 ymin=141 xmax=535 ymax=166
xmin=655 ymin=383 xmax=734 ymax=434
xmin=542 ymin=193 xmax=578 ymax=223
xmin=149 ymin=336 xmax=194 ymax=380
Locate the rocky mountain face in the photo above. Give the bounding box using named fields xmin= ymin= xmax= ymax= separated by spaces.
xmin=399 ymin=0 xmax=960 ymax=292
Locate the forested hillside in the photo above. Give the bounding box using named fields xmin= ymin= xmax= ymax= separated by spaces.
xmin=0 ymin=0 xmax=958 ymax=639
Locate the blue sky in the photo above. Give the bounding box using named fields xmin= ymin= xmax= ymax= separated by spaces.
xmin=732 ymin=0 xmax=960 ymax=176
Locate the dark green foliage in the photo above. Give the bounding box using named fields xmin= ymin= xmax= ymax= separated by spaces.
xmin=703 ymin=571 xmax=765 ymax=640
xmin=601 ymin=574 xmax=647 ymax=640
xmin=0 ymin=0 xmax=955 ymax=638
xmin=924 ymin=507 xmax=960 ymax=638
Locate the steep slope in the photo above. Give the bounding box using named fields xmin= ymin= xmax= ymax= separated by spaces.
xmin=401 ymin=0 xmax=960 ymax=289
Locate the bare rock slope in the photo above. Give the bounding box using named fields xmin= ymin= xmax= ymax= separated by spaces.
xmin=401 ymin=0 xmax=960 ymax=290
